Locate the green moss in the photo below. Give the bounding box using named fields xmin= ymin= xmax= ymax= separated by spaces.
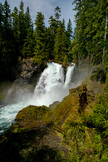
xmin=13 ymin=105 xmax=53 ymax=133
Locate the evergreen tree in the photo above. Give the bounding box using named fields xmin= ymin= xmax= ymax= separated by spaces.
xmin=54 ymin=26 xmax=65 ymax=62
xmin=11 ymin=6 xmax=20 ymax=61
xmin=0 ymin=0 xmax=18 ymax=80
xmin=0 ymin=3 xmax=3 ymax=30
xmin=33 ymin=12 xmax=47 ymax=66
xmin=67 ymin=19 xmax=73 ymax=39
xmin=60 ymin=19 xmax=65 ymax=31
xmin=18 ymin=0 xmax=26 ymax=56
xmin=63 ymin=54 xmax=68 ymax=67
xmin=48 ymin=15 xmax=58 ymax=34
xmin=72 ymin=0 xmax=108 ymax=69
xmin=3 ymin=0 xmax=11 ymax=30
xmin=11 ymin=7 xmax=19 ymax=39
xmin=22 ymin=6 xmax=34 ymax=58
xmin=25 ymin=6 xmax=32 ymax=30
xmin=54 ymin=6 xmax=61 ymax=26
xmin=45 ymin=27 xmax=55 ymax=60
xmin=22 ymin=28 xmax=35 ymax=58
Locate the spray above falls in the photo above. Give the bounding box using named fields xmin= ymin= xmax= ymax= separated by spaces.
xmin=0 ymin=62 xmax=75 ymax=134
xmin=34 ymin=62 xmax=65 ymax=95
xmin=31 ymin=62 xmax=75 ymax=106
xmin=34 ymin=62 xmax=75 ymax=94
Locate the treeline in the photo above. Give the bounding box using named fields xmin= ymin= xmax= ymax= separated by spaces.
xmin=72 ymin=0 xmax=108 ymax=70
xmin=0 ymin=0 xmax=73 ymax=80
xmin=1 ymin=0 xmax=107 ymax=81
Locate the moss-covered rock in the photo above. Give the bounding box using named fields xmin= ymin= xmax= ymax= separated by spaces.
xmin=12 ymin=105 xmax=53 ymax=133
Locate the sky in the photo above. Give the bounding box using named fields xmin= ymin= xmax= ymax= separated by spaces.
xmin=1 ymin=0 xmax=76 ymax=29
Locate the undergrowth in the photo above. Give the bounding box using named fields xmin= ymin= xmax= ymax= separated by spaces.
xmin=62 ymin=72 xmax=108 ymax=161
xmin=90 ymin=68 xmax=106 ymax=83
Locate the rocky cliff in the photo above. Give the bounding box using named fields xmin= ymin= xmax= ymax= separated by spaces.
xmin=15 ymin=58 xmax=44 ymax=85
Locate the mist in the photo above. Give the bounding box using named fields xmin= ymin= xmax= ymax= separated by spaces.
xmin=0 ymin=62 xmax=88 ymax=134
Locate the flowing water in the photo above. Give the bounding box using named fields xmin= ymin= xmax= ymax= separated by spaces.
xmin=0 ymin=62 xmax=75 ymax=134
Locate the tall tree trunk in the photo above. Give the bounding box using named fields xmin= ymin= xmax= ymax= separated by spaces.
xmin=102 ymin=11 xmax=108 ymax=70
xmin=88 ymin=53 xmax=91 ymax=72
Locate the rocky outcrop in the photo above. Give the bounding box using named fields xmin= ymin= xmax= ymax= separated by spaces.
xmin=15 ymin=58 xmax=42 ymax=85
xmin=13 ymin=105 xmax=53 ymax=132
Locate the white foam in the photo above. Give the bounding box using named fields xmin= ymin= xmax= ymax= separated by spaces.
xmin=0 ymin=62 xmax=75 ymax=134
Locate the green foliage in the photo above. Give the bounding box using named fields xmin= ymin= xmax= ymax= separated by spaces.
xmin=54 ymin=25 xmax=71 ymax=63
xmin=63 ymin=55 xmax=68 ymax=67
xmin=54 ymin=6 xmax=61 ymax=26
xmin=72 ymin=0 xmax=108 ymax=68
xmin=0 ymin=1 xmax=73 ymax=81
xmin=54 ymin=27 xmax=65 ymax=62
xmin=90 ymin=68 xmax=106 ymax=83
xmin=22 ymin=145 xmax=66 ymax=162
xmin=33 ymin=12 xmax=48 ymax=66
xmin=67 ymin=19 xmax=73 ymax=39
xmin=0 ymin=131 xmax=66 ymax=162
xmin=22 ymin=28 xmax=35 ymax=58
xmin=85 ymin=93 xmax=108 ymax=137
xmin=63 ymin=119 xmax=104 ymax=161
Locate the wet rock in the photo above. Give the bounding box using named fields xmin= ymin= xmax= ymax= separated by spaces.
xmin=15 ymin=58 xmax=41 ymax=84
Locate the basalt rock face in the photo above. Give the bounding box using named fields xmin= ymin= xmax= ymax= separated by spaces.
xmin=15 ymin=58 xmax=42 ymax=85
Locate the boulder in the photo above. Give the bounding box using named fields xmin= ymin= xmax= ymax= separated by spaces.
xmin=12 ymin=105 xmax=53 ymax=133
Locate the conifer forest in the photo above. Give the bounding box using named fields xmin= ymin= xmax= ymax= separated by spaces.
xmin=0 ymin=0 xmax=108 ymax=80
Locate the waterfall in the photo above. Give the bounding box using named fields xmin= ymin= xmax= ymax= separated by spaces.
xmin=0 ymin=62 xmax=75 ymax=134
xmin=64 ymin=63 xmax=75 ymax=86
xmin=34 ymin=62 xmax=64 ymax=95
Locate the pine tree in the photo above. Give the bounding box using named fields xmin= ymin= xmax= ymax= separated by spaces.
xmin=3 ymin=0 xmax=11 ymax=30
xmin=48 ymin=15 xmax=58 ymax=33
xmin=11 ymin=7 xmax=19 ymax=39
xmin=0 ymin=3 xmax=3 ymax=30
xmin=72 ymin=0 xmax=108 ymax=70
xmin=22 ymin=6 xmax=34 ymax=58
xmin=25 ymin=6 xmax=33 ymax=30
xmin=67 ymin=19 xmax=73 ymax=39
xmin=22 ymin=28 xmax=35 ymax=58
xmin=18 ymin=0 xmax=26 ymax=56
xmin=33 ymin=12 xmax=47 ymax=66
xmin=1 ymin=0 xmax=18 ymax=80
xmin=54 ymin=26 xmax=65 ymax=62
xmin=45 ymin=27 xmax=55 ymax=60
xmin=54 ymin=6 xmax=61 ymax=27
xmin=60 ymin=19 xmax=65 ymax=31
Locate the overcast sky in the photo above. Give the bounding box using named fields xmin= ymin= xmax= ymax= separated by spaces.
xmin=1 ymin=0 xmax=76 ymax=29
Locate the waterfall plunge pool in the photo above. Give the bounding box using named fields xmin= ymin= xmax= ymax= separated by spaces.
xmin=0 ymin=62 xmax=75 ymax=134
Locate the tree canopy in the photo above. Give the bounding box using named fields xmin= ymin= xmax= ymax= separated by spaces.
xmin=72 ymin=0 xmax=108 ymax=70
xmin=1 ymin=0 xmax=107 ymax=81
xmin=0 ymin=0 xmax=73 ymax=80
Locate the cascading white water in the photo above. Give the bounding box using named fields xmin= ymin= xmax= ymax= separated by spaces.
xmin=0 ymin=62 xmax=75 ymax=134
xmin=64 ymin=63 xmax=75 ymax=86
xmin=34 ymin=62 xmax=64 ymax=94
